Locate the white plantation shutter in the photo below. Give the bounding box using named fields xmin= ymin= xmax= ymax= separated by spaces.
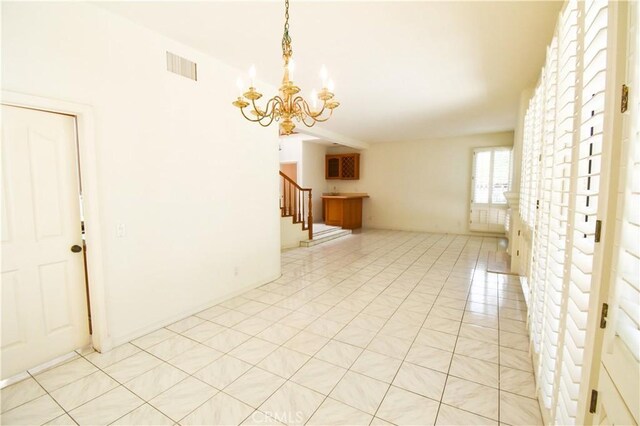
xmin=519 ymin=0 xmax=617 ymax=423
xmin=557 ymin=1 xmax=609 ymax=424
xmin=546 ymin=0 xmax=579 ymax=418
xmin=529 ymin=88 xmax=544 ymax=229
xmin=609 ymin=1 xmax=640 ymax=362
xmin=536 ymin=35 xmax=561 ymax=410
xmin=529 ymin=77 xmax=549 ymax=357
xmin=473 ymin=150 xmax=492 ymax=203
xmin=492 ymin=150 xmax=511 ymax=204
xmin=520 ymin=107 xmax=534 ymax=226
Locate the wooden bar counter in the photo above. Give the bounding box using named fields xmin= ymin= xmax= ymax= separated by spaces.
xmin=321 ymin=193 xmax=369 ymax=229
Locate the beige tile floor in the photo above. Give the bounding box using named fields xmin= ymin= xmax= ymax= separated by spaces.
xmin=0 ymin=230 xmax=543 ymax=426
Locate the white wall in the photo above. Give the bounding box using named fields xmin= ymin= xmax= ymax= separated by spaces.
xmin=301 ymin=141 xmax=327 ymax=222
xmin=280 ymin=218 xmax=308 ymax=249
xmin=278 ymin=137 xmax=302 ymax=185
xmin=328 ymin=132 xmax=514 ymax=234
xmin=2 ymin=2 xmax=281 ymax=348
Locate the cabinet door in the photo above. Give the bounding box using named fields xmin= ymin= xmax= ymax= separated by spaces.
xmin=340 ymin=154 xmax=360 ymax=179
xmin=326 ymin=156 xmax=341 ymax=179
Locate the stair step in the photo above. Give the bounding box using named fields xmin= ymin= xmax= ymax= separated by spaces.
xmin=300 ymin=229 xmax=352 ymax=247
xmin=312 ymin=225 xmax=342 ymax=237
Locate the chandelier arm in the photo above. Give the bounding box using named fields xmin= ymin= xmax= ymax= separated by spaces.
xmin=262 ymin=97 xmax=282 ymax=121
xmin=257 ymin=113 xmax=278 ymax=127
xmin=240 ymin=97 xmax=281 ymax=125
xmin=256 ymin=96 xmax=284 ymax=118
xmin=299 ymin=113 xmax=318 ymax=128
xmin=306 ymin=107 xmax=334 ymax=123
xmin=294 ymin=96 xmax=327 ymax=119
xmin=249 ymin=98 xmax=267 ymax=118
xmin=239 ymin=107 xmax=267 ymax=123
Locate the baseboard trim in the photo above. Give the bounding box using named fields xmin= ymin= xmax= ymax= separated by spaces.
xmin=105 ymin=272 xmax=281 ymax=351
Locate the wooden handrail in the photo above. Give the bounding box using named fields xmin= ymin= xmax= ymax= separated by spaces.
xmin=279 ymin=171 xmax=313 ymax=240
xmin=279 ymin=171 xmax=311 ymax=191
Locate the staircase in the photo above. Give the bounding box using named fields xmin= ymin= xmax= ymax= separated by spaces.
xmin=280 ymin=171 xmax=313 ymax=240
xmin=300 ymin=224 xmax=351 ymax=247
xmin=279 ymin=172 xmax=352 ymax=247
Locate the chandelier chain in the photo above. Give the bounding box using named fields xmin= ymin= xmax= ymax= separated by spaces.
xmin=282 ymin=0 xmax=293 ymax=60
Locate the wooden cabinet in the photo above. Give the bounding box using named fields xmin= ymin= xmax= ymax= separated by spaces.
xmin=321 ymin=194 xmax=369 ymax=229
xmin=325 ymin=153 xmax=360 ymax=180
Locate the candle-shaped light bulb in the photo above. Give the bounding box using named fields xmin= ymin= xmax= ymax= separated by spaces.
xmin=236 ymin=78 xmax=244 ymax=96
xmin=328 ymin=79 xmax=335 ymax=92
xmin=287 ymin=59 xmax=295 ymax=81
xmin=320 ymin=65 xmax=328 ymax=87
xmin=311 ymin=89 xmax=318 ymax=110
xmin=249 ymin=65 xmax=256 ymax=87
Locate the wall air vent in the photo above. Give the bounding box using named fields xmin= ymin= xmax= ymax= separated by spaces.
xmin=166 ymin=51 xmax=197 ymax=81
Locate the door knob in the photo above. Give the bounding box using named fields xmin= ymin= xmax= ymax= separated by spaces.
xmin=70 ymin=245 xmax=83 ymax=253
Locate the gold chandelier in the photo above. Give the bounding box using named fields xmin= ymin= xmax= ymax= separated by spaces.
xmin=232 ymin=0 xmax=339 ymax=135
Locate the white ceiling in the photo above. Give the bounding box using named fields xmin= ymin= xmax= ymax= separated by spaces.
xmin=97 ymin=1 xmax=561 ymax=144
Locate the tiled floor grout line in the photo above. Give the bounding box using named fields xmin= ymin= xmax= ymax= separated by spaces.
xmin=258 ymin=233 xmax=449 ymax=424
xmin=367 ymin=234 xmax=472 ymax=424
xmin=131 ymin=232 xmax=422 ymax=424
xmin=152 ymin=231 xmax=428 ymax=424
xmin=100 ymin=237 xmax=491 ymax=424
xmin=27 ymin=370 xmax=80 ymax=425
xmin=2 ymin=230 xmax=537 ymax=426
xmin=430 ymin=236 xmax=486 ymax=425
xmin=301 ymin=233 xmax=452 ymax=425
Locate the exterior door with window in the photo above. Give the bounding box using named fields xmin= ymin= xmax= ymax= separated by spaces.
xmin=470 ymin=147 xmax=512 ymax=232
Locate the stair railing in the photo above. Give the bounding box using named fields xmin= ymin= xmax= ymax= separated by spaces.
xmin=279 ymin=171 xmax=313 ymax=240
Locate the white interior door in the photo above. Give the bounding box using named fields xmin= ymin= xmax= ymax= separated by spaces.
xmin=1 ymin=105 xmax=90 ymax=380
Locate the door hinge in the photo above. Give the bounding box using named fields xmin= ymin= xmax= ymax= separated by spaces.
xmin=621 ymin=84 xmax=629 ymax=113
xmin=595 ymin=219 xmax=602 ymax=242
xmin=517 ymin=250 xmax=520 ymax=256
xmin=600 ymin=303 xmax=608 ymax=328
xmin=536 ymin=200 xmax=540 ymax=209
xmin=589 ymin=389 xmax=598 ymax=413
xmin=518 ymin=230 xmax=521 ymax=236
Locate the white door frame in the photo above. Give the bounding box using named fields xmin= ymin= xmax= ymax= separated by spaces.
xmin=2 ymin=90 xmax=110 ymax=354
